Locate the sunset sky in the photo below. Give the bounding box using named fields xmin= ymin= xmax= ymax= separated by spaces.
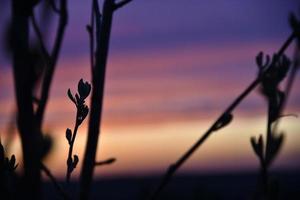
xmin=0 ymin=0 xmax=299 ymax=179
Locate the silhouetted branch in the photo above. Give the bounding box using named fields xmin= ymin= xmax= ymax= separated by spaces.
xmin=48 ymin=0 xmax=61 ymax=14
xmin=95 ymin=157 xmax=116 ymax=166
xmin=36 ymin=0 xmax=68 ymax=129
xmin=80 ymin=0 xmax=123 ymax=199
xmin=11 ymin=1 xmax=41 ymax=198
xmin=276 ymin=14 xmax=300 ymax=123
xmin=30 ymin=13 xmax=51 ymax=60
xmin=114 ymin=0 xmax=133 ymax=10
xmin=149 ymin=32 xmax=296 ymax=200
xmin=65 ymin=79 xmax=91 ymax=183
xmin=40 ymin=163 xmax=69 ymax=200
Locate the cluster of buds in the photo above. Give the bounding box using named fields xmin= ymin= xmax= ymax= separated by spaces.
xmin=67 ymin=79 xmax=91 ymax=125
xmin=256 ymin=52 xmax=291 ymax=122
xmin=65 ymin=79 xmax=91 ymax=179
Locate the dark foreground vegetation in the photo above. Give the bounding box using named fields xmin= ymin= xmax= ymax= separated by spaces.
xmin=0 ymin=0 xmax=300 ymax=199
xmin=42 ymin=171 xmax=300 ymax=200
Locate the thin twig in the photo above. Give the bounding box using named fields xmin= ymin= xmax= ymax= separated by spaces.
xmin=80 ymin=0 xmax=117 ymax=199
xmin=48 ymin=0 xmax=61 ymax=14
xmin=30 ymin=14 xmax=51 ymax=60
xmin=114 ymin=0 xmax=133 ymax=10
xmin=36 ymin=0 xmax=68 ymax=129
xmin=66 ymin=119 xmax=79 ymax=183
xmin=40 ymin=163 xmax=69 ymax=200
xmin=149 ymin=32 xmax=296 ymax=200
xmin=95 ymin=158 xmax=116 ymax=166
xmin=275 ymin=43 xmax=300 ymax=128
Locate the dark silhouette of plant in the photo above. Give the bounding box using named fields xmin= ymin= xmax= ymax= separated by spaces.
xmin=79 ymin=1 xmax=132 ymax=199
xmin=250 ymin=13 xmax=300 ymax=200
xmin=65 ymin=79 xmax=91 ymax=183
xmin=251 ymin=53 xmax=290 ymax=199
xmin=10 ymin=0 xmax=68 ymax=198
xmin=149 ymin=16 xmax=300 ymax=200
xmin=11 ymin=1 xmax=43 ymax=198
xmin=0 ymin=140 xmax=18 ymax=199
xmin=95 ymin=157 xmax=116 ymax=166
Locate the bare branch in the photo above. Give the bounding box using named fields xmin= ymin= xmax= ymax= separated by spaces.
xmin=40 ymin=163 xmax=69 ymax=200
xmin=48 ymin=0 xmax=61 ymax=14
xmin=148 ymin=32 xmax=296 ymax=200
xmin=36 ymin=0 xmax=68 ymax=129
xmin=114 ymin=0 xmax=133 ymax=10
xmin=95 ymin=157 xmax=116 ymax=166
xmin=30 ymin=14 xmax=51 ymax=60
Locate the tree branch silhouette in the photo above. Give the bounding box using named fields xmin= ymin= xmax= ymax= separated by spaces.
xmin=114 ymin=0 xmax=133 ymax=10
xmin=40 ymin=163 xmax=69 ymax=200
xmin=11 ymin=1 xmax=41 ymax=199
xmin=95 ymin=157 xmax=116 ymax=166
xmin=149 ymin=31 xmax=296 ymax=200
xmin=79 ymin=0 xmax=132 ymax=199
xmin=35 ymin=0 xmax=68 ymax=130
xmin=30 ymin=13 xmax=51 ymax=60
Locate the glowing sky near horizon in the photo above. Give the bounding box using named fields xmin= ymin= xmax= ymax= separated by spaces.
xmin=0 ymin=0 xmax=300 ymax=179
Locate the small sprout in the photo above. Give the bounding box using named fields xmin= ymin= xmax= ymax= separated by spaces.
xmin=78 ymin=79 xmax=91 ymax=99
xmin=95 ymin=157 xmax=116 ymax=166
xmin=66 ymin=79 xmax=91 ymax=182
xmin=212 ymin=113 xmax=233 ymax=131
xmin=67 ymin=89 xmax=76 ymax=105
xmin=75 ymin=93 xmax=81 ymax=104
xmin=250 ymin=135 xmax=264 ymax=159
xmin=66 ymin=128 xmax=72 ymax=145
xmin=7 ymin=155 xmax=18 ymax=171
xmin=73 ymin=155 xmax=79 ymax=168
xmin=256 ymin=51 xmax=270 ymax=71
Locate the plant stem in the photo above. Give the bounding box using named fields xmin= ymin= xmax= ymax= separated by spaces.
xmin=149 ymin=32 xmax=295 ymax=200
xmin=40 ymin=163 xmax=69 ymax=200
xmin=36 ymin=0 xmax=68 ymax=130
xmin=66 ymin=115 xmax=79 ymax=183
xmin=79 ymin=1 xmax=115 ymax=199
xmin=11 ymin=1 xmax=41 ymax=199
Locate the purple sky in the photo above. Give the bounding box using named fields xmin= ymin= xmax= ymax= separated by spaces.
xmin=0 ymin=0 xmax=300 ymax=176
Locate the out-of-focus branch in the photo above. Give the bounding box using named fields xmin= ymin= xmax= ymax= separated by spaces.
xmin=114 ymin=0 xmax=133 ymax=10
xmin=48 ymin=0 xmax=61 ymax=14
xmin=30 ymin=14 xmax=51 ymax=60
xmin=148 ymin=32 xmax=296 ymax=200
xmin=65 ymin=80 xmax=91 ymax=183
xmin=80 ymin=0 xmax=123 ymax=199
xmin=11 ymin=1 xmax=41 ymax=199
xmin=36 ymin=0 xmax=68 ymax=129
xmin=40 ymin=163 xmax=69 ymax=200
xmin=95 ymin=158 xmax=116 ymax=166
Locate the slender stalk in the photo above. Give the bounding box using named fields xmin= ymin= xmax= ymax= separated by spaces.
xmin=79 ymin=0 xmax=133 ymax=199
xmin=149 ymin=32 xmax=295 ymax=200
xmin=79 ymin=1 xmax=115 ymax=199
xmin=30 ymin=14 xmax=51 ymax=60
xmin=261 ymin=98 xmax=273 ymax=197
xmin=95 ymin=157 xmax=116 ymax=166
xmin=11 ymin=1 xmax=41 ymax=199
xmin=40 ymin=163 xmax=69 ymax=200
xmin=35 ymin=0 xmax=68 ymax=129
xmin=66 ymin=120 xmax=79 ymax=183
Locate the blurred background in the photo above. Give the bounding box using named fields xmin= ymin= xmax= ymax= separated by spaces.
xmin=0 ymin=0 xmax=299 ymax=185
